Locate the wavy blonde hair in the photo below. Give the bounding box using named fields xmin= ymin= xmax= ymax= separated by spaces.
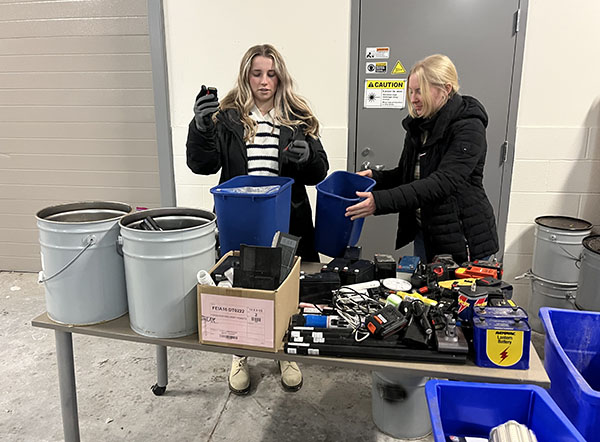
xmin=217 ymin=44 xmax=320 ymax=142
xmin=407 ymin=54 xmax=460 ymax=119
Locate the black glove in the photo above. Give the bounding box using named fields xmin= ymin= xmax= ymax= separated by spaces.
xmin=193 ymin=87 xmax=219 ymax=131
xmin=282 ymin=140 xmax=310 ymax=164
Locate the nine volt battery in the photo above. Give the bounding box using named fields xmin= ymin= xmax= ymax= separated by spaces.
xmin=472 ymin=306 xmax=530 ymax=370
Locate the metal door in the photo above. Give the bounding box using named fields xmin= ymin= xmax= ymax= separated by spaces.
xmin=348 ymin=0 xmax=526 ymax=262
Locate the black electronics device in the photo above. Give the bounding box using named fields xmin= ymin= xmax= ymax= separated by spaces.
xmin=271 ymin=231 xmax=300 ymax=283
xmin=299 ymin=272 xmax=341 ymax=304
xmin=374 ymin=253 xmax=396 ymax=279
xmin=340 ymin=259 xmax=375 ymax=285
xmin=196 ymin=84 xmax=218 ymax=101
xmin=434 ymin=316 xmax=469 ymax=354
xmin=233 ymin=244 xmax=281 ymax=290
xmin=210 ymin=255 xmax=239 ymax=283
xmin=321 ymin=257 xmax=350 ymax=273
xmin=365 ymin=305 xmax=409 ymax=338
xmin=284 ymin=342 xmax=467 ymax=364
xmin=138 ymin=216 xmax=162 ymax=231
xmin=343 ymin=246 xmax=362 ymax=262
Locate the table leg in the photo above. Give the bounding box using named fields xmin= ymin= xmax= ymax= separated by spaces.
xmin=151 ymin=345 xmax=168 ymax=396
xmin=55 ymin=330 xmax=80 ymax=442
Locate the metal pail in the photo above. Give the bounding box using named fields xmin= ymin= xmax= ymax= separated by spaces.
xmin=371 ymin=370 xmax=431 ymax=439
xmin=528 ymin=273 xmax=577 ymax=333
xmin=532 ymin=216 xmax=592 ymax=283
xmin=36 ymin=201 xmax=132 ymax=325
xmin=119 ymin=208 xmax=217 ymax=338
xmin=576 ymin=235 xmax=600 ymax=311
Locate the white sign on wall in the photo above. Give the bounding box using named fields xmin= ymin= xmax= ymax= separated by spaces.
xmin=364 ymin=79 xmax=406 ymax=109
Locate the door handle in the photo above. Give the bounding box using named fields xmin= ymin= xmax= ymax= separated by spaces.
xmin=360 ymin=161 xmax=371 ymax=170
xmin=373 ymin=164 xmax=385 ymax=171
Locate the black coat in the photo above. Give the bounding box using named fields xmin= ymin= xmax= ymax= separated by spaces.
xmin=186 ymin=109 xmax=329 ymax=261
xmin=371 ymin=94 xmax=499 ymax=263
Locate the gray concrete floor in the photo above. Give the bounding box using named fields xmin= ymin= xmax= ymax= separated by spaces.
xmin=1 ymin=270 xmax=442 ymax=442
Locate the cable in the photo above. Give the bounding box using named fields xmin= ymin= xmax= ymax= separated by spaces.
xmin=332 ymin=287 xmax=384 ymax=342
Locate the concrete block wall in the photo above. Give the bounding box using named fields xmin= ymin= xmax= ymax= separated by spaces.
xmin=504 ymin=1 xmax=600 ymax=307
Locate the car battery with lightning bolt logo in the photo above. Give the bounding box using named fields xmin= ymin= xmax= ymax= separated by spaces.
xmin=472 ymin=306 xmax=531 ymax=370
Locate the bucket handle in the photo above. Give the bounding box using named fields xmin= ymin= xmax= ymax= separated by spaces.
xmin=38 ymin=235 xmax=96 ymax=284
xmin=116 ymin=235 xmax=124 ymax=257
xmin=548 ymin=234 xmax=583 ymax=265
xmin=514 ymin=270 xmax=532 ymax=281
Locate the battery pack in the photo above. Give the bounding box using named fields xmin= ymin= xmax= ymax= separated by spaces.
xmin=473 ymin=306 xmax=530 ymax=370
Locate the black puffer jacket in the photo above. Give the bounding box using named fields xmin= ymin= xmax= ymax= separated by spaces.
xmin=186 ymin=108 xmax=329 ymax=261
xmin=371 ymin=94 xmax=498 ymax=263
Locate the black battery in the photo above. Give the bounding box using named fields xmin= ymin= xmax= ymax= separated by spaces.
xmin=340 ymin=259 xmax=375 ymax=285
xmin=374 ymin=253 xmax=397 ymax=279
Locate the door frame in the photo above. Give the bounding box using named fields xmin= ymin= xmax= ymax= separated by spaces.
xmin=346 ymin=0 xmax=529 ymax=260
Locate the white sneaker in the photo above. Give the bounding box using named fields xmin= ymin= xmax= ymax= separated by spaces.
xmin=279 ymin=361 xmax=303 ymax=392
xmin=229 ymin=356 xmax=250 ymax=395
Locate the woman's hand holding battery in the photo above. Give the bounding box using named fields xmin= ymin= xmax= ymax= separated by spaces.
xmin=193 ymin=93 xmax=219 ymax=131
xmin=345 ymin=191 xmax=375 ymax=220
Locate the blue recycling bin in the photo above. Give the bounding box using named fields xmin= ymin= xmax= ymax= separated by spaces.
xmin=425 ymin=380 xmax=585 ymax=442
xmin=314 ymin=171 xmax=376 ymax=257
xmin=210 ymin=175 xmax=294 ymax=255
xmin=539 ymin=307 xmax=600 ymax=441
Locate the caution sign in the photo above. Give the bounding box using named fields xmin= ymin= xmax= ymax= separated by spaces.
xmin=486 ymin=329 xmax=524 ymax=367
xmin=364 ymin=79 xmax=406 ymax=109
xmin=392 ymin=60 xmax=406 ymax=74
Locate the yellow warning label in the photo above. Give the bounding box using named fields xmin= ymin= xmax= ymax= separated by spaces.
xmin=486 ymin=329 xmax=524 ymax=367
xmin=392 ymin=60 xmax=406 ymax=74
xmin=366 ymin=80 xmax=405 ymax=89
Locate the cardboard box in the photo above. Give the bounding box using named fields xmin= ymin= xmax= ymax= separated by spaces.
xmin=197 ymin=251 xmax=300 ymax=352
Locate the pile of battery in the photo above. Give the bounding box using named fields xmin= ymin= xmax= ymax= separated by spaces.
xmin=284 ymin=249 xmax=531 ymax=369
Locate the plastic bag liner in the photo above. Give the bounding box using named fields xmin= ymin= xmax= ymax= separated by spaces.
xmin=211 ymin=185 xmax=280 ymax=195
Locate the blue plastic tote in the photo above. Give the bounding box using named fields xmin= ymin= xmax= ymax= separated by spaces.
xmin=210 ymin=175 xmax=294 ymax=255
xmin=314 ymin=171 xmax=376 ymax=257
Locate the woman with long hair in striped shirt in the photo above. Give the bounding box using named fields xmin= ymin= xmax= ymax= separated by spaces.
xmin=186 ymin=43 xmax=329 ymax=395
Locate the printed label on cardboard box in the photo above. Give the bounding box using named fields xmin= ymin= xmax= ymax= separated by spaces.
xmin=201 ymin=293 xmax=274 ymax=347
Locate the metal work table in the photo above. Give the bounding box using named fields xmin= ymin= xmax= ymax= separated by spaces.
xmin=32 ymin=310 xmax=549 ymax=442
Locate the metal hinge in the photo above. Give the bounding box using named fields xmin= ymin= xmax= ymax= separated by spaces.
xmin=501 ymin=140 xmax=509 ymax=164
xmin=514 ymin=8 xmax=521 ymax=33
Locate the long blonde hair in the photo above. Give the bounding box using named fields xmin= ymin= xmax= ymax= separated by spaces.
xmin=217 ymin=44 xmax=320 ymax=142
xmin=407 ymin=54 xmax=460 ymax=119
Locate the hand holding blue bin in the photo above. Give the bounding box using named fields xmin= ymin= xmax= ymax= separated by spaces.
xmin=313 ymin=171 xmax=376 ymax=258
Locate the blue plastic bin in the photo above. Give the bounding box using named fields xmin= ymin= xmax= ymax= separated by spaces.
xmin=425 ymin=380 xmax=585 ymax=442
xmin=539 ymin=307 xmax=600 ymax=441
xmin=314 ymin=171 xmax=376 ymax=257
xmin=210 ymin=175 xmax=294 ymax=255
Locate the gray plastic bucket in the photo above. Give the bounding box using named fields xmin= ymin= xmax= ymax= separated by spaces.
xmin=532 ymin=216 xmax=592 ymax=284
xmin=36 ymin=201 xmax=132 ymax=325
xmin=371 ymin=370 xmax=431 ymax=439
xmin=576 ymin=235 xmax=600 ymax=311
xmin=119 ymin=207 xmax=217 ymax=338
xmin=528 ymin=272 xmax=577 ymax=333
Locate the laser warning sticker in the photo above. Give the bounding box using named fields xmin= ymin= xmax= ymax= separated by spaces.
xmin=364 ymin=79 xmax=406 ymax=109
xmin=486 ymin=329 xmax=524 ymax=367
xmin=366 ymin=61 xmax=387 ymax=74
